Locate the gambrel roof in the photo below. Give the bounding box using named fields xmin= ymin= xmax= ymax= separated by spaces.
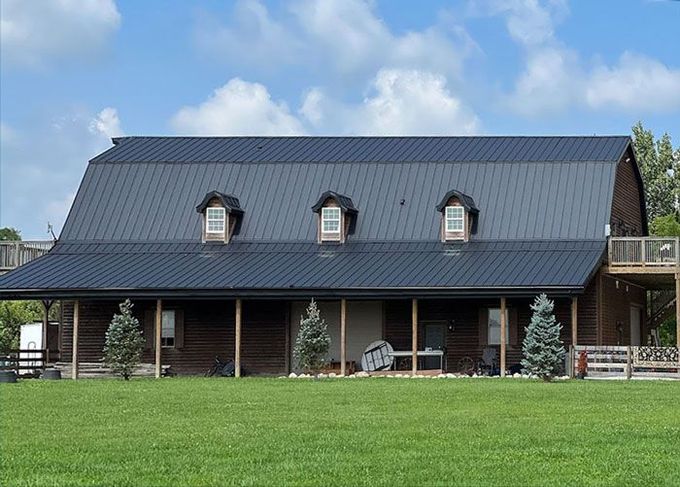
xmin=0 ymin=135 xmax=638 ymax=298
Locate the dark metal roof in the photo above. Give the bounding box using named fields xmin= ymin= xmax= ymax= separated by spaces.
xmin=0 ymin=240 xmax=605 ymax=299
xmin=99 ymin=136 xmax=630 ymax=163
xmin=1 ymin=135 xmax=632 ymax=296
xmin=311 ymin=191 xmax=358 ymax=214
xmin=62 ymin=151 xmax=624 ymax=242
xmin=195 ymin=191 xmax=243 ymax=214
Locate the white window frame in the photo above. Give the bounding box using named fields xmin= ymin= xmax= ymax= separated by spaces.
xmin=161 ymin=310 xmax=176 ymax=348
xmin=488 ymin=308 xmax=510 ymax=345
xmin=321 ymin=207 xmax=341 ymax=236
xmin=206 ymin=207 xmax=226 ymax=234
xmin=445 ymin=206 xmax=465 ymax=233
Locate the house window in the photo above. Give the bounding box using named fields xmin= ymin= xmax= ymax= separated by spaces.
xmin=445 ymin=206 xmax=464 ymax=233
xmin=321 ymin=207 xmax=341 ymax=236
xmin=206 ymin=207 xmax=226 ymax=234
xmin=161 ymin=310 xmax=175 ymax=348
xmin=488 ymin=308 xmax=509 ymax=345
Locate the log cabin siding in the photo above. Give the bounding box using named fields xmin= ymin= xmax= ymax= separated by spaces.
xmin=384 ymin=297 xmax=590 ymax=372
xmin=60 ymin=299 xmax=288 ymax=375
xmin=600 ymin=275 xmax=646 ymax=345
xmin=610 ymin=148 xmax=645 ymax=237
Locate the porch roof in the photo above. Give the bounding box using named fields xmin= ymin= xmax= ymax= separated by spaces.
xmin=0 ymin=239 xmax=604 ymax=299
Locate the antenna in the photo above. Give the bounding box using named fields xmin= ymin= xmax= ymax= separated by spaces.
xmin=47 ymin=222 xmax=57 ymax=241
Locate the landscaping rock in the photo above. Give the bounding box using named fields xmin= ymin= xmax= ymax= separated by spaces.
xmin=446 ymin=373 xmax=456 ymax=378
xmin=356 ymin=371 xmax=370 ymax=378
xmin=328 ymin=373 xmax=337 ymax=378
xmin=317 ymin=373 xmax=328 ymax=379
xmin=513 ymin=373 xmax=521 ymax=378
xmin=288 ymin=372 xmax=297 ymax=378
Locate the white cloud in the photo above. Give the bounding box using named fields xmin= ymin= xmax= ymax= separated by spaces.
xmin=89 ymin=107 xmax=124 ymax=138
xmin=301 ymin=69 xmax=480 ymax=135
xmin=196 ymin=0 xmax=476 ymax=80
xmin=0 ymin=0 xmax=121 ymax=68
xmin=586 ymin=52 xmax=680 ymax=112
xmin=171 ymin=79 xmax=305 ymax=135
xmin=487 ymin=0 xmax=680 ymax=115
xmin=0 ymin=108 xmax=121 ymax=238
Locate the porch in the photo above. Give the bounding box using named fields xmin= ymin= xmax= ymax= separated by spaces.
xmin=54 ymin=296 xmax=585 ymax=379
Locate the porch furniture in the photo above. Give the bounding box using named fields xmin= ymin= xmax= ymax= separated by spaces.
xmin=481 ymin=347 xmax=498 ymax=375
xmin=389 ymin=350 xmax=444 ymax=370
xmin=322 ymin=360 xmax=356 ymax=375
xmin=361 ymin=340 xmax=394 ymax=372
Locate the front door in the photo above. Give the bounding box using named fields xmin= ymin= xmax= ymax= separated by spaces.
xmin=630 ymin=306 xmax=642 ymax=346
xmin=424 ymin=323 xmax=446 ymax=370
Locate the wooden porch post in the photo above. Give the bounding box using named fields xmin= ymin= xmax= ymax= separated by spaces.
xmin=155 ymin=299 xmax=162 ymax=379
xmin=500 ymin=297 xmax=507 ymax=378
xmin=235 ymin=299 xmax=242 ymax=378
xmin=411 ymin=298 xmax=418 ymax=376
xmin=72 ymin=300 xmax=79 ymax=380
xmin=570 ymin=297 xmax=578 ymax=378
xmin=41 ymin=300 xmax=51 ymax=364
xmin=340 ymin=299 xmax=347 ymax=376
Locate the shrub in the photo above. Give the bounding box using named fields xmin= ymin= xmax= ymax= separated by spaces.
xmin=293 ymin=300 xmax=330 ymax=373
xmin=103 ymin=300 xmax=144 ymax=380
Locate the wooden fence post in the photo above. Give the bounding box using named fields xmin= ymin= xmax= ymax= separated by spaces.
xmin=626 ymin=346 xmax=632 ymax=380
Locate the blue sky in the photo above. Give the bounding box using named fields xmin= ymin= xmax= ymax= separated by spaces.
xmin=1 ymin=0 xmax=679 ymax=238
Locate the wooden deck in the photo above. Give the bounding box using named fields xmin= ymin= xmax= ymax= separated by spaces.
xmin=0 ymin=240 xmax=54 ymax=273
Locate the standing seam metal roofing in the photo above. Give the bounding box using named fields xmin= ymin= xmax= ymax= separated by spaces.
xmin=0 ymin=136 xmax=635 ymax=296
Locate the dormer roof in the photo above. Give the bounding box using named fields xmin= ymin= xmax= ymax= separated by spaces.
xmin=435 ymin=190 xmax=479 ymax=214
xmin=311 ymin=191 xmax=358 ymax=214
xmin=196 ymin=191 xmax=244 ymax=214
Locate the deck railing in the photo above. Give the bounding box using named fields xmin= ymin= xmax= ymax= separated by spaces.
xmin=609 ymin=237 xmax=680 ymax=267
xmin=0 ymin=241 xmax=55 ymax=271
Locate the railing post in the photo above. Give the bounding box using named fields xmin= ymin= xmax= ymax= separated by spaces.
xmin=640 ymin=239 xmax=646 ymax=266
xmin=626 ymin=346 xmax=632 ymax=380
xmin=14 ymin=241 xmax=20 ymax=268
xmin=676 ymin=237 xmax=679 ymax=265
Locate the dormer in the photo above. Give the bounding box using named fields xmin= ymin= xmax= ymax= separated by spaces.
xmin=312 ymin=191 xmax=358 ymax=243
xmin=196 ymin=191 xmax=244 ymax=243
xmin=435 ymin=190 xmax=479 ymax=242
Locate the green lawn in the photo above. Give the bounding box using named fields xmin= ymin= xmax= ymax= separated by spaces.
xmin=1 ymin=378 xmax=679 ymax=486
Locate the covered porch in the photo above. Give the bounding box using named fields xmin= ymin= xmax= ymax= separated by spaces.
xmin=51 ymin=293 xmax=583 ymax=379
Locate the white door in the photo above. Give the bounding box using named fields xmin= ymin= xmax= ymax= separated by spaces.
xmin=630 ymin=306 xmax=641 ymax=346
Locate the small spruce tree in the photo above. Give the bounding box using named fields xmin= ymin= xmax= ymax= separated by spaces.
xmin=521 ymin=294 xmax=566 ymax=382
xmin=103 ymin=299 xmax=145 ymax=380
xmin=293 ymin=299 xmax=330 ymax=373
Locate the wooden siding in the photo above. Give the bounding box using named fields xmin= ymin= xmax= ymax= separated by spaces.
xmin=600 ymin=275 xmax=646 ymax=345
xmin=610 ymin=148 xmax=645 ymax=237
xmin=384 ymin=297 xmax=584 ymax=372
xmin=60 ymin=299 xmax=287 ymax=375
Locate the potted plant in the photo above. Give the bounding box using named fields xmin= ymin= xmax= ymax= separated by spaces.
xmin=576 ymin=351 xmax=588 ymax=379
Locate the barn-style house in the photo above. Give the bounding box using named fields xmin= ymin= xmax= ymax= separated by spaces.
xmin=2 ymin=135 xmax=672 ymax=378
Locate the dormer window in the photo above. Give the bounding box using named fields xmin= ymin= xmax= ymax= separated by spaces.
xmin=321 ymin=207 xmax=341 ymax=238
xmin=206 ymin=207 xmax=226 ymax=234
xmin=436 ymin=190 xmax=479 ymax=243
xmin=312 ymin=191 xmax=358 ymax=244
xmin=445 ymin=206 xmax=464 ymax=233
xmin=196 ymin=191 xmax=244 ymax=243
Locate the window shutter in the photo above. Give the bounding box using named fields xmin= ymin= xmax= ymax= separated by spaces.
xmin=144 ymin=309 xmax=155 ymax=351
xmin=509 ymin=308 xmax=519 ymax=346
xmin=175 ymin=309 xmax=185 ymax=349
xmin=478 ymin=308 xmax=488 ymax=346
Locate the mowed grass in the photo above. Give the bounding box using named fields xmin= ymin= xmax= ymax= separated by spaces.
xmin=2 ymin=378 xmax=680 ymax=487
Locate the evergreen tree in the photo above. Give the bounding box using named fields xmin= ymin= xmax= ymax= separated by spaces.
xmin=293 ymin=299 xmax=330 ymax=373
xmin=521 ymin=294 xmax=565 ymax=382
xmin=103 ymin=299 xmax=145 ymax=380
